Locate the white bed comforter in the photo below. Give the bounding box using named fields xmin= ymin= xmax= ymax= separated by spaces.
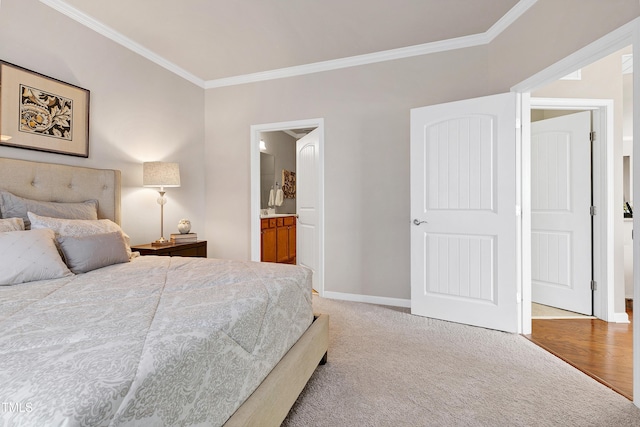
xmin=0 ymin=256 xmax=313 ymax=426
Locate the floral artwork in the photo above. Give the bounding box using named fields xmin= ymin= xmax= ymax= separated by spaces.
xmin=20 ymin=85 xmax=72 ymax=140
xmin=0 ymin=61 xmax=89 ymax=157
xmin=282 ymin=169 xmax=296 ymax=199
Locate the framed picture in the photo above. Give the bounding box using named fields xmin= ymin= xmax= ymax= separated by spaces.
xmin=282 ymin=169 xmax=296 ymax=198
xmin=0 ymin=61 xmax=89 ymax=157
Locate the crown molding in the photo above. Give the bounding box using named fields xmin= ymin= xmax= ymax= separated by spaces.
xmin=38 ymin=0 xmax=205 ymax=88
xmin=39 ymin=0 xmax=536 ymax=90
xmin=205 ymin=32 xmax=489 ymax=89
xmin=485 ymin=0 xmax=537 ymax=42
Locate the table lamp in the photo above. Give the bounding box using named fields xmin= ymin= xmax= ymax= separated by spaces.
xmin=143 ymin=161 xmax=181 ymax=246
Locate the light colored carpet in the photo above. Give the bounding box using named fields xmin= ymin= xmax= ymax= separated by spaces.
xmin=282 ymin=296 xmax=640 ymax=426
xmin=531 ymin=303 xmax=595 ymax=319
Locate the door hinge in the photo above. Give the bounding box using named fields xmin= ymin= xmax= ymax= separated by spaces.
xmin=589 ymin=131 xmax=596 ymax=142
xmin=590 ymin=206 xmax=597 ymax=216
xmin=591 ymin=280 xmax=597 ymax=291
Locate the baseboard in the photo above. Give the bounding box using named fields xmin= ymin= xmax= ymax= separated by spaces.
xmin=612 ymin=311 xmax=630 ymax=324
xmin=322 ymin=291 xmax=411 ymax=308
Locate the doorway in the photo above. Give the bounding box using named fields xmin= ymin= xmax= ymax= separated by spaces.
xmin=250 ymin=118 xmax=325 ymax=296
xmin=520 ymin=45 xmax=635 ymax=402
xmin=530 ymin=110 xmax=594 ymax=316
xmin=527 ymin=45 xmax=632 ymax=323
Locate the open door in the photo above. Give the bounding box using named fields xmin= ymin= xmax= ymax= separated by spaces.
xmin=531 ymin=111 xmax=593 ymax=315
xmin=297 ymin=129 xmax=321 ymax=291
xmin=410 ymin=93 xmax=519 ymax=333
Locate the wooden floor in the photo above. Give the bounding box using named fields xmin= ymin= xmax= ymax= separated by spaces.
xmin=525 ymin=309 xmax=633 ymax=400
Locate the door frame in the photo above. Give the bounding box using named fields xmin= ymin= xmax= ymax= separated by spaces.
xmin=511 ymin=16 xmax=640 ymax=406
xmin=530 ymin=98 xmax=615 ymax=321
xmin=249 ymin=118 xmax=326 ymax=296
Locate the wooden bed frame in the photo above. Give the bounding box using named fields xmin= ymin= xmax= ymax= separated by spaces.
xmin=0 ymin=156 xmax=329 ymax=426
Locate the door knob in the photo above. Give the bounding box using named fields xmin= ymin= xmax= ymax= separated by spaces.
xmin=413 ymin=219 xmax=427 ymax=226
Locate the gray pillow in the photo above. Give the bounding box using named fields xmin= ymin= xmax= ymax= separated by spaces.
xmin=28 ymin=212 xmax=133 ymax=259
xmin=0 ymin=228 xmax=73 ymax=285
xmin=57 ymin=231 xmax=129 ymax=274
xmin=0 ymin=190 xmax=98 ymax=229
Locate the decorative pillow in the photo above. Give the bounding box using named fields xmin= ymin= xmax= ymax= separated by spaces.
xmin=0 ymin=190 xmax=98 ymax=229
xmin=57 ymin=231 xmax=129 ymax=274
xmin=28 ymin=212 xmax=133 ymax=258
xmin=0 ymin=217 xmax=24 ymax=232
xmin=0 ymin=228 xmax=73 ymax=285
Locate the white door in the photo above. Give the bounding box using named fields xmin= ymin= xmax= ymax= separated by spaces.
xmin=410 ymin=93 xmax=519 ymax=333
xmin=297 ymin=129 xmax=321 ymax=291
xmin=531 ymin=111 xmax=592 ymax=315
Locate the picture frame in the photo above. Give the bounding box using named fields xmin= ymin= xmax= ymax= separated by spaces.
xmin=0 ymin=61 xmax=90 ymax=158
xmin=282 ymin=169 xmax=296 ymax=199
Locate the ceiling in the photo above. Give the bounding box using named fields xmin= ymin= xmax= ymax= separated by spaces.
xmin=40 ymin=0 xmax=531 ymax=87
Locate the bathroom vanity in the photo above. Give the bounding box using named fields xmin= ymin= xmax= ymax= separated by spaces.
xmin=261 ymin=214 xmax=296 ymax=264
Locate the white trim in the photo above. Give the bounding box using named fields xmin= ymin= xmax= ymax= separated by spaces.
xmin=323 ymin=291 xmax=411 ymax=309
xmin=250 ymin=118 xmax=325 ymax=297
xmin=613 ymin=312 xmax=632 ymax=324
xmin=38 ymin=0 xmax=536 ymax=89
xmin=38 ymin=0 xmax=205 ymax=88
xmin=206 ymin=34 xmax=488 ymax=89
xmin=632 ymin=20 xmax=640 ymax=406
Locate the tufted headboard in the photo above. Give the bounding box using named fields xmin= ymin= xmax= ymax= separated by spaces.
xmin=0 ymin=157 xmax=121 ymax=224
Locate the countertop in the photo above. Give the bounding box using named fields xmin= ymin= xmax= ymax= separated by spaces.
xmin=260 ymin=213 xmax=296 ymax=218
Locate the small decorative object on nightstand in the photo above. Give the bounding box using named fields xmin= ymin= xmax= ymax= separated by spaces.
xmin=178 ymin=218 xmax=191 ymax=234
xmin=131 ymin=240 xmax=207 ymax=258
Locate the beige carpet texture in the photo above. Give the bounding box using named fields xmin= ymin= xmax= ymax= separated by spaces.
xmin=282 ymin=297 xmax=640 ymax=426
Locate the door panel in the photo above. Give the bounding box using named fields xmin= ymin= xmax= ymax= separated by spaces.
xmin=531 ymin=111 xmax=592 ymax=315
xmin=411 ymin=93 xmax=518 ymax=333
xmin=297 ymin=129 xmax=320 ymax=290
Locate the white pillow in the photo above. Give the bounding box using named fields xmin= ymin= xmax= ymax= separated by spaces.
xmin=0 ymin=190 xmax=98 ymax=229
xmin=57 ymin=232 xmax=130 ymax=273
xmin=0 ymin=217 xmax=24 ymax=232
xmin=0 ymin=229 xmax=73 ymax=285
xmin=27 ymin=212 xmax=133 ymax=258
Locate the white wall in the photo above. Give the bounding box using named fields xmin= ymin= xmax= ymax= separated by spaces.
xmin=2 ymin=0 xmax=639 ymax=302
xmin=0 ymin=0 xmax=205 ymax=246
xmin=204 ymin=46 xmax=493 ymax=300
xmin=204 ymin=0 xmax=640 ymax=302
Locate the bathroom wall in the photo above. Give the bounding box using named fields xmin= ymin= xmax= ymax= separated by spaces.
xmin=260 ymin=131 xmax=297 ymax=214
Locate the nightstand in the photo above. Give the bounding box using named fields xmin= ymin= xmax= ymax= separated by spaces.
xmin=131 ymin=240 xmax=207 ymax=258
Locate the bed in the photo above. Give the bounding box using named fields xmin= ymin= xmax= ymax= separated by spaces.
xmin=0 ymin=157 xmax=328 ymax=426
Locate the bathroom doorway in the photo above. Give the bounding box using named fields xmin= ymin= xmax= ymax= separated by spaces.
xmin=250 ymin=119 xmax=325 ymax=295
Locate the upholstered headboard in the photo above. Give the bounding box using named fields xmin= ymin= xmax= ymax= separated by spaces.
xmin=0 ymin=157 xmax=121 ymax=224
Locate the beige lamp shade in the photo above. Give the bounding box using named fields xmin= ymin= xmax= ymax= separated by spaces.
xmin=143 ymin=162 xmax=181 ymax=188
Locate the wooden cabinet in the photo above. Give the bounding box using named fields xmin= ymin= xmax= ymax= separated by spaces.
xmin=261 ymin=216 xmax=296 ymax=264
xmin=131 ymin=241 xmax=207 ymax=257
xmin=261 ymin=218 xmax=277 ymax=262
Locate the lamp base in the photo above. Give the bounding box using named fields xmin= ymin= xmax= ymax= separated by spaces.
xmin=151 ymin=237 xmax=172 ymax=247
